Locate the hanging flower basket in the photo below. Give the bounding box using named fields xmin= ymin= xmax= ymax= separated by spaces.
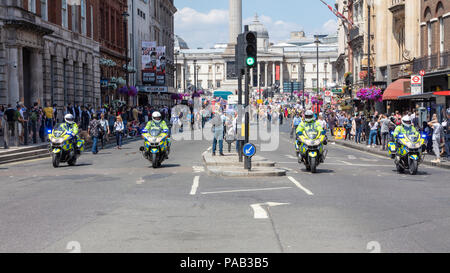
xmin=357 ymin=87 xmax=383 ymax=102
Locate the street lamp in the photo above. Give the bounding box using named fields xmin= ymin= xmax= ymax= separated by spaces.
xmin=367 ymin=0 xmax=373 ymax=87
xmin=122 ymin=11 xmax=129 ymax=88
xmin=174 ymin=50 xmax=179 ymax=90
xmin=314 ymin=36 xmax=321 ymax=113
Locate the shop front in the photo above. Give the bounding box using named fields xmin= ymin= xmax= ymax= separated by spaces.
xmin=137 ymin=86 xmax=177 ymax=107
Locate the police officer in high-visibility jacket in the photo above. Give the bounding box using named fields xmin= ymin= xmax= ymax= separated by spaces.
xmin=296 ymin=110 xmax=324 ymax=140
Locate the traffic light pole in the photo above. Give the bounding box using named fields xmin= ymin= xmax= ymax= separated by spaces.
xmin=238 ymin=69 xmax=243 ymax=163
xmin=244 ymin=67 xmax=251 ymax=170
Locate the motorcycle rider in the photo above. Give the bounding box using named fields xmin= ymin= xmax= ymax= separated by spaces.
xmin=144 ymin=111 xmax=170 ymax=158
xmin=62 ymin=114 xmax=81 ymax=154
xmin=392 ymin=115 xmax=419 ymax=140
xmin=296 ymin=110 xmax=325 ymax=144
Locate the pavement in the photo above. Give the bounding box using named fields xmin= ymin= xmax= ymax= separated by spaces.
xmin=332 ymin=138 xmax=450 ymax=170
xmin=0 ymin=121 xmax=450 ymax=253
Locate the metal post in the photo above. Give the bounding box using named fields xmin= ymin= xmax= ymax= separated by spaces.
xmin=244 ymin=67 xmax=250 ymax=170
xmin=238 ymin=69 xmax=243 ymax=162
xmin=302 ymin=64 xmax=305 ymax=109
xmin=367 ymin=3 xmax=371 ymax=88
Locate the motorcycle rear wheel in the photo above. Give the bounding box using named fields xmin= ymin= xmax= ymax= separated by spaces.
xmin=396 ymin=163 xmax=404 ymax=173
xmin=68 ymin=156 xmax=77 ymax=166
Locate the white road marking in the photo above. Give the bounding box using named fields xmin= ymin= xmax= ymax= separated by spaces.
xmin=201 ymin=187 xmax=292 ymax=195
xmin=136 ymin=177 xmax=144 ymax=185
xmin=360 ymin=157 xmax=378 ymax=162
xmin=190 ymin=176 xmax=200 ymax=195
xmin=285 ymin=154 xmax=297 ymax=159
xmin=339 ymin=160 xmax=353 ymax=165
xmin=347 ymin=155 xmax=357 ymax=160
xmin=192 ymin=166 xmax=205 ymax=173
xmin=287 ymin=176 xmax=314 ymax=196
xmin=250 ymin=202 xmax=290 ymax=219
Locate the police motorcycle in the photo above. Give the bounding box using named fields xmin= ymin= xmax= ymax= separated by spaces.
xmin=139 ymin=112 xmax=171 ymax=168
xmin=47 ymin=123 xmax=84 ymax=168
xmin=295 ymin=112 xmax=327 ymax=173
xmin=388 ymin=117 xmax=426 ymax=175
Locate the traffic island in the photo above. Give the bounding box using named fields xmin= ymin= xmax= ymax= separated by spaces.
xmin=202 ymin=150 xmax=287 ymax=177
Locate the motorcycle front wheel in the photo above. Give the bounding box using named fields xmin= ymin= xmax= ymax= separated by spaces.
xmin=52 ymin=153 xmax=60 ymax=168
xmin=310 ymin=156 xmax=317 ymax=173
xmin=152 ymin=153 xmax=158 ymax=168
xmin=409 ymin=158 xmax=418 ymax=175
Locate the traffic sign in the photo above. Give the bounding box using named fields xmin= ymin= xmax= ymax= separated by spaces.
xmin=411 ymin=75 xmax=422 ymax=85
xmin=243 ymin=143 xmax=256 ymax=157
xmin=420 ymin=70 xmax=425 ymax=76
xmin=325 ymin=90 xmax=331 ymax=97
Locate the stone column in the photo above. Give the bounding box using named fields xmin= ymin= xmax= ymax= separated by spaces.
xmin=229 ymin=0 xmax=242 ymax=44
xmin=7 ymin=46 xmax=20 ymax=105
xmin=30 ymin=49 xmax=44 ymax=106
xmin=272 ymin=62 xmax=275 ymax=85
xmin=257 ymin=62 xmax=260 ymax=91
xmin=212 ymin=62 xmax=216 ymax=88
xmin=264 ymin=62 xmax=268 ymax=87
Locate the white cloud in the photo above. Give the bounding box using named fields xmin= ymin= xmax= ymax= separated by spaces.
xmin=175 ymin=7 xmax=229 ymax=49
xmin=175 ymin=7 xmax=336 ymax=48
xmin=243 ymin=15 xmax=303 ymax=44
xmin=321 ymin=19 xmax=338 ymax=34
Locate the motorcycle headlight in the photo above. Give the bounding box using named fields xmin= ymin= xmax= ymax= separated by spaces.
xmin=52 ymin=138 xmax=64 ymax=144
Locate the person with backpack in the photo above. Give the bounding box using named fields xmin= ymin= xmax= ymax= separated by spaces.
xmin=88 ymin=114 xmax=102 ymax=154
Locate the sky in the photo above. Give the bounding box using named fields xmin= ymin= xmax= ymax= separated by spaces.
xmin=174 ymin=0 xmax=338 ymax=49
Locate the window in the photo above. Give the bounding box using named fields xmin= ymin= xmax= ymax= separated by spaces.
xmin=81 ymin=0 xmax=87 ymax=35
xmin=73 ymin=62 xmax=78 ymax=104
xmin=208 ymin=80 xmax=213 ymax=89
xmin=312 ymin=79 xmax=317 ymax=89
xmin=427 ymin=22 xmax=432 ymax=55
xmin=90 ymin=6 xmax=94 ymax=38
xmin=62 ymin=0 xmax=68 ymax=28
xmin=72 ymin=4 xmax=78 ymax=32
xmin=216 ymin=80 xmax=221 ymax=88
xmin=28 ymin=0 xmax=36 ymax=13
xmin=313 ymin=64 xmax=316 ymax=71
xmin=439 ymin=17 xmax=444 ymax=54
xmin=40 ymin=0 xmax=47 ymax=20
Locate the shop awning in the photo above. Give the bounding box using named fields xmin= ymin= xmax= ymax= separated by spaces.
xmin=382 ymin=79 xmax=411 ymax=100
xmin=433 ymin=91 xmax=450 ymax=96
xmin=398 ymin=92 xmax=435 ymax=100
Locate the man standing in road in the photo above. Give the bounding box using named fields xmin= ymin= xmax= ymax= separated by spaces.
xmin=88 ymin=114 xmax=101 ymax=154
xmin=443 ymin=108 xmax=450 ymax=161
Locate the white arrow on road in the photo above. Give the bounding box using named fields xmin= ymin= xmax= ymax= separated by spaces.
xmin=250 ymin=202 xmax=290 ymax=219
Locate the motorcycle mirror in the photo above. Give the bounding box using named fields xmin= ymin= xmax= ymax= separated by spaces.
xmin=139 ymin=147 xmax=145 ymax=152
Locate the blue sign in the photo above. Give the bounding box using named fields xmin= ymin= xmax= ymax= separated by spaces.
xmin=243 ymin=143 xmax=256 ymax=157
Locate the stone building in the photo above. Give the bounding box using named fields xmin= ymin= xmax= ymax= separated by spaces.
xmin=98 ymin=0 xmax=128 ymax=106
xmin=0 ymin=0 xmax=101 ymax=113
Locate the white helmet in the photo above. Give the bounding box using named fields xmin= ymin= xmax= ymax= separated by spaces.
xmin=64 ymin=114 xmax=74 ymax=124
xmin=402 ymin=115 xmax=411 ymax=128
xmin=152 ymin=111 xmax=162 ymax=123
xmin=305 ymin=110 xmax=314 ymax=122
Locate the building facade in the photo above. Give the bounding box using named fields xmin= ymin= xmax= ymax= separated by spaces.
xmin=175 ymin=15 xmax=338 ymax=99
xmin=0 ymin=0 xmax=101 ymax=114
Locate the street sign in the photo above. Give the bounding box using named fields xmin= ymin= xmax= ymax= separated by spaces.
xmin=420 ymin=70 xmax=425 ymax=76
xmin=411 ymin=75 xmax=422 ymax=85
xmin=411 ymin=74 xmax=423 ymax=95
xmin=243 ymin=143 xmax=256 ymax=157
xmin=324 ymin=90 xmax=331 ymax=97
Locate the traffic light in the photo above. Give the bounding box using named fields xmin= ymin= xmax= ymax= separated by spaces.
xmin=244 ymin=31 xmax=257 ymax=68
